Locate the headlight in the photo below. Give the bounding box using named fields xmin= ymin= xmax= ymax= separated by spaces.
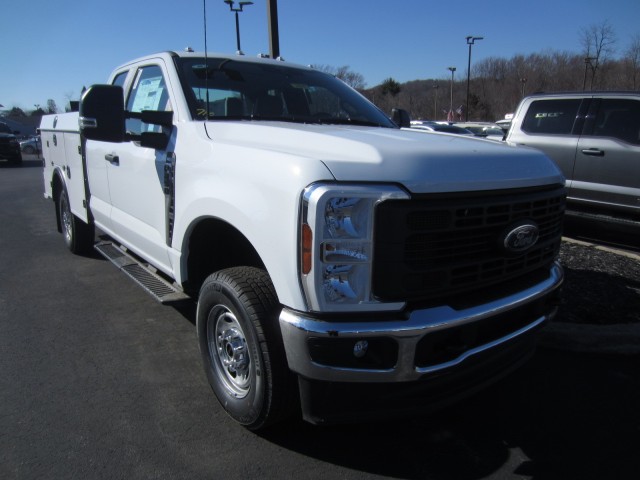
xmin=300 ymin=184 xmax=408 ymax=313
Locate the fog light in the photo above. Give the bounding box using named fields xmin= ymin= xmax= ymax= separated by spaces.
xmin=353 ymin=340 xmax=368 ymax=358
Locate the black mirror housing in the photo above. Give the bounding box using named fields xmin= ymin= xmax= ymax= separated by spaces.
xmin=80 ymin=85 xmax=126 ymax=142
xmin=392 ymin=108 xmax=411 ymax=128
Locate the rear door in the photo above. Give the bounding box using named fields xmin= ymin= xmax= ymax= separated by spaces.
xmin=86 ymin=71 xmax=129 ymax=231
xmin=574 ymin=96 xmax=640 ymax=214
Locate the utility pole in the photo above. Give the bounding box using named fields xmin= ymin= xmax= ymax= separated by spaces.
xmin=448 ymin=67 xmax=456 ymax=122
xmin=267 ymin=0 xmax=280 ymax=59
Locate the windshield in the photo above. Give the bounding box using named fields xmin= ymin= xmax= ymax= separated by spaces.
xmin=175 ymin=57 xmax=396 ymax=128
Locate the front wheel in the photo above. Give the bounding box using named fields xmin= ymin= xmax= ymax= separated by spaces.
xmin=58 ymin=186 xmax=94 ymax=254
xmin=196 ymin=267 xmax=296 ymax=430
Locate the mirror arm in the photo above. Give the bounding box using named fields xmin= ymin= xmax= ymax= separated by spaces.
xmin=125 ymin=110 xmax=174 ymax=127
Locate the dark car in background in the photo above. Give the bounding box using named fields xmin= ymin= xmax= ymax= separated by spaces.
xmin=409 ymin=121 xmax=474 ymax=135
xmin=20 ymin=135 xmax=41 ymax=155
xmin=0 ymin=121 xmax=22 ymax=165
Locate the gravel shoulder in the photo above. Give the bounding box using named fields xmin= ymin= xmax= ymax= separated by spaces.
xmin=541 ymin=237 xmax=640 ymax=354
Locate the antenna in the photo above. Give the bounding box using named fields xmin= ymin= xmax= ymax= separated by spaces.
xmin=203 ymin=0 xmax=210 ymax=119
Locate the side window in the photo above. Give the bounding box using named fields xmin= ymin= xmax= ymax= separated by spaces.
xmin=521 ymin=99 xmax=581 ymax=135
xmin=112 ymin=71 xmax=128 ymax=88
xmin=591 ymin=99 xmax=640 ymax=145
xmin=126 ymin=65 xmax=171 ymax=135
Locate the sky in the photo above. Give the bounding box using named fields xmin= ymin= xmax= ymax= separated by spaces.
xmin=1 ymin=0 xmax=639 ymax=112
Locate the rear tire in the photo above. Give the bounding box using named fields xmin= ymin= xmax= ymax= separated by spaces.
xmin=196 ymin=267 xmax=296 ymax=430
xmin=58 ymin=186 xmax=94 ymax=254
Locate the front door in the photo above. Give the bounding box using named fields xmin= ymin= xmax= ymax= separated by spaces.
xmin=105 ymin=63 xmax=174 ymax=273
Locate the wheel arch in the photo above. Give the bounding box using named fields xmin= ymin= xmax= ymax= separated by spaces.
xmin=182 ymin=217 xmax=266 ymax=296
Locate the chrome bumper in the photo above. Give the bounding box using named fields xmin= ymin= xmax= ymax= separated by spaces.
xmin=279 ymin=262 xmax=563 ymax=383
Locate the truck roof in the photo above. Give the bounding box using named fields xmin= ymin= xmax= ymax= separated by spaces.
xmin=112 ymin=50 xmax=314 ymax=75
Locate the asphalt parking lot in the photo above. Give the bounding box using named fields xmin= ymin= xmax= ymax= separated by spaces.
xmin=1 ymin=159 xmax=639 ymax=480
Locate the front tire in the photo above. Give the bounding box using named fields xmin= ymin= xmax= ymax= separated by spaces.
xmin=196 ymin=267 xmax=295 ymax=430
xmin=58 ymin=186 xmax=94 ymax=254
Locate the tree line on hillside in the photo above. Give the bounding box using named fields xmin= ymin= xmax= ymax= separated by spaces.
xmin=361 ymin=22 xmax=640 ymax=122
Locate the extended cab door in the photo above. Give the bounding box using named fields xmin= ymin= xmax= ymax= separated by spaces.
xmin=574 ymin=97 xmax=640 ymax=214
xmin=103 ymin=62 xmax=175 ymax=273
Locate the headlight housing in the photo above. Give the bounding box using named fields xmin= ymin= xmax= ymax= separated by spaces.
xmin=300 ymin=183 xmax=408 ymax=313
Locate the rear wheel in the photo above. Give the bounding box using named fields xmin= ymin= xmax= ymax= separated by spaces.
xmin=58 ymin=186 xmax=94 ymax=254
xmin=196 ymin=267 xmax=296 ymax=430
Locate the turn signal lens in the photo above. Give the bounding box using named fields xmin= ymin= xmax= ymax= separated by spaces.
xmin=301 ymin=223 xmax=312 ymax=274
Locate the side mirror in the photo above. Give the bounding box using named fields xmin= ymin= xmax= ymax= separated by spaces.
xmin=392 ymin=108 xmax=411 ymax=128
xmin=80 ymin=84 xmax=173 ymax=149
xmin=80 ymin=85 xmax=126 ymax=142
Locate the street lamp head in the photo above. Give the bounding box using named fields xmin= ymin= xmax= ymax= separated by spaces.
xmin=224 ymin=0 xmax=253 ymax=11
xmin=466 ymin=36 xmax=484 ymax=44
xmin=448 ymin=67 xmax=456 ymax=73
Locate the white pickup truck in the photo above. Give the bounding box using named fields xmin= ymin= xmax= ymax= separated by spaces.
xmin=41 ymin=51 xmax=565 ymax=429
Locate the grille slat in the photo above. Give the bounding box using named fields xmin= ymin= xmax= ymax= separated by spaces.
xmin=373 ymin=186 xmax=566 ymax=303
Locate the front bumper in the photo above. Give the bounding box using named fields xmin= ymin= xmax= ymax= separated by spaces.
xmin=279 ymin=262 xmax=563 ymax=384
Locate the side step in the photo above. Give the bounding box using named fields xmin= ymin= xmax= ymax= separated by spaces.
xmin=94 ymin=241 xmax=190 ymax=304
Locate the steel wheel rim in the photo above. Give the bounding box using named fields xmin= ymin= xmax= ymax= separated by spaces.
xmin=207 ymin=305 xmax=251 ymax=398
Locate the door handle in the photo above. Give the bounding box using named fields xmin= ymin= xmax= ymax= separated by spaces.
xmin=105 ymin=153 xmax=120 ymax=165
xmin=581 ymin=148 xmax=604 ymax=157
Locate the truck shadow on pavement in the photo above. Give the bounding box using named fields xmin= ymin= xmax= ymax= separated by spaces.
xmin=0 ymin=159 xmax=43 ymax=169
xmin=259 ymin=348 xmax=640 ymax=479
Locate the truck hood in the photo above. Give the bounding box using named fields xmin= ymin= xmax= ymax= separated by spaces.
xmin=205 ymin=122 xmax=564 ymax=193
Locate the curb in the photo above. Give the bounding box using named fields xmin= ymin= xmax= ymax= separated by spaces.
xmin=539 ymin=237 xmax=640 ymax=355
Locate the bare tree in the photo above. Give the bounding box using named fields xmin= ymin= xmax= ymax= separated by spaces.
xmin=623 ymin=34 xmax=640 ymax=89
xmin=314 ymin=64 xmax=366 ymax=90
xmin=46 ymin=99 xmax=58 ymax=114
xmin=580 ymin=20 xmax=617 ymax=89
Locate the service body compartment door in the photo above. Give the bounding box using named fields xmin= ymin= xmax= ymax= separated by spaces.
xmin=41 ymin=113 xmax=89 ymax=223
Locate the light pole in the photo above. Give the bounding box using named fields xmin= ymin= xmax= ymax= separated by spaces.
xmin=448 ymin=67 xmax=456 ymax=121
xmin=520 ymin=77 xmax=527 ymax=97
xmin=465 ymin=36 xmax=483 ymax=121
xmin=224 ymin=0 xmax=253 ymax=55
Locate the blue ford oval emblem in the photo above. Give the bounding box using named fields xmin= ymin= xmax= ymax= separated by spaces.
xmin=503 ymin=223 xmax=539 ymax=253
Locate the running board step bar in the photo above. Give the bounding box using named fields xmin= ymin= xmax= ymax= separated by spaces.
xmin=94 ymin=241 xmax=190 ymax=304
xmin=566 ymin=209 xmax=640 ymax=228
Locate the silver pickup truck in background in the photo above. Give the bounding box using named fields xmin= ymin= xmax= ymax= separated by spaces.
xmin=506 ymin=92 xmax=640 ymax=229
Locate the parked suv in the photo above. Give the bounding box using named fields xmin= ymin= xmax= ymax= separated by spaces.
xmin=0 ymin=122 xmax=22 ymax=164
xmin=507 ymin=92 xmax=640 ymax=227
